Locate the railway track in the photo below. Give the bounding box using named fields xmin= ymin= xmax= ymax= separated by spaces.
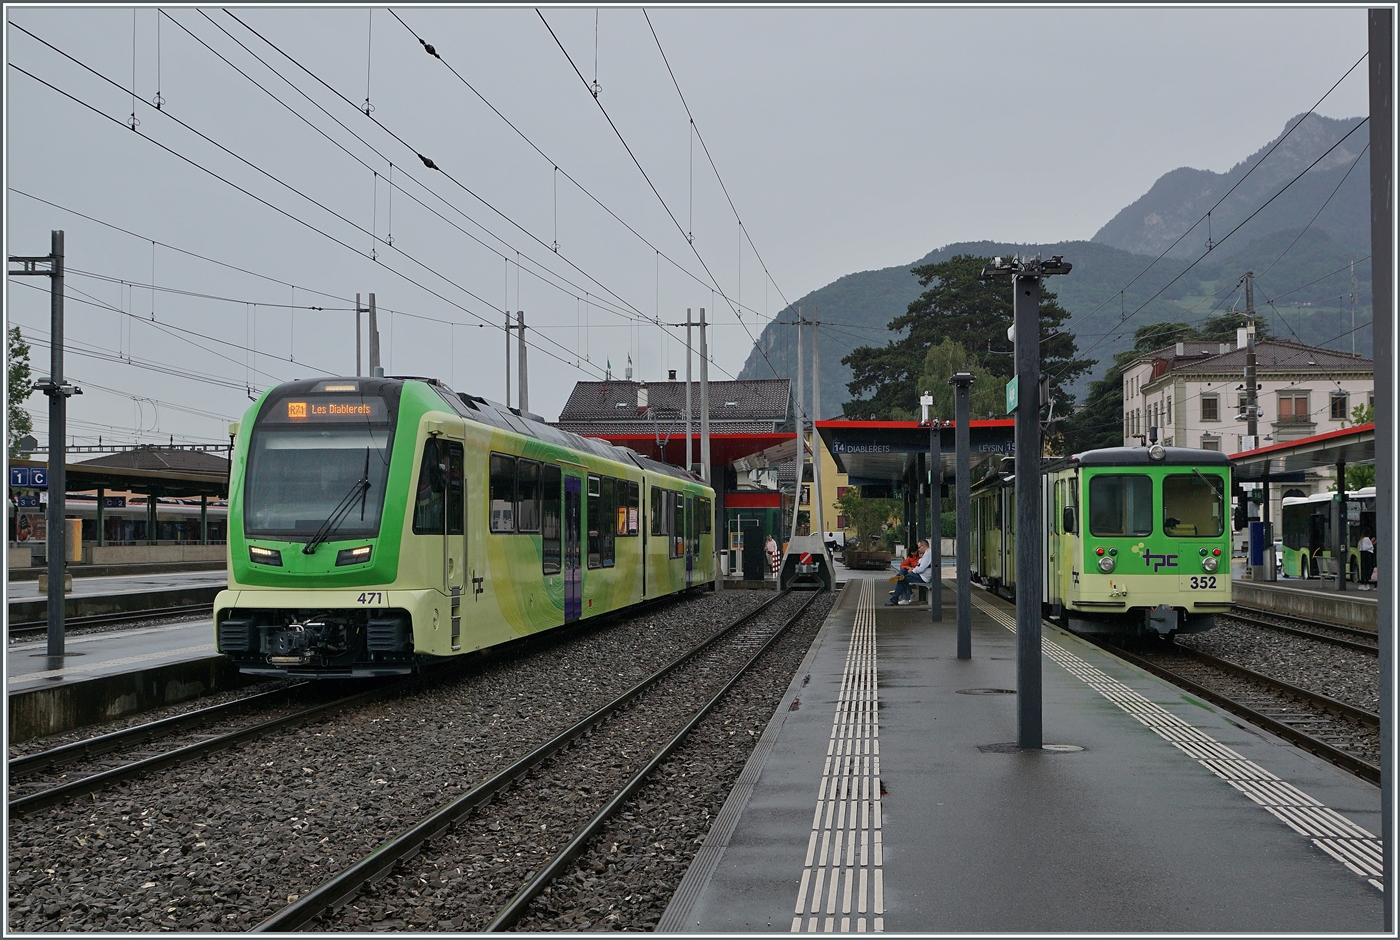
xmin=1101 ymin=639 xmax=1380 ymax=784
xmin=1223 ymin=605 xmax=1378 ymax=655
xmin=7 ymin=603 xmax=214 ymax=639
xmin=254 ymin=588 xmax=820 ymax=932
xmin=7 ymin=680 xmax=404 ymax=816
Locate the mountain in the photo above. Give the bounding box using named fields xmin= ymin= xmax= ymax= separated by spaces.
xmin=1093 ymin=113 xmax=1369 ymax=256
xmin=737 ymin=113 xmax=1373 ymax=413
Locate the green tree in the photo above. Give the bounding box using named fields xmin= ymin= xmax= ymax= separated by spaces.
xmin=842 ymin=255 xmax=1092 ymax=420
xmin=910 ymin=338 xmax=1007 ymax=422
xmin=835 ymin=486 xmax=900 ymax=549
xmin=1345 ymin=401 xmax=1375 ymax=427
xmin=7 ymin=326 xmax=34 ymax=458
xmin=1346 ymin=464 xmax=1376 ymax=490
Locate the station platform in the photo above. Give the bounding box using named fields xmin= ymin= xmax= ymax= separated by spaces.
xmin=661 ymin=575 xmax=1382 ymax=933
xmin=6 ymin=618 xmax=244 ymax=742
xmin=7 ymin=569 xmax=227 ymax=622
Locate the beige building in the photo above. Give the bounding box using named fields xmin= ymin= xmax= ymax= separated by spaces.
xmin=1121 ymin=334 xmax=1373 ymax=454
xmin=1121 ymin=333 xmax=1373 ymax=517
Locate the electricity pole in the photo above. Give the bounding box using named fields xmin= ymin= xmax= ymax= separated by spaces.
xmin=368 ymin=293 xmax=381 ymax=377
xmin=505 ymin=310 xmax=512 ymax=409
xmin=811 ymin=316 xmax=825 ymax=544
xmin=355 ymin=293 xmax=363 ymax=376
xmin=788 ymin=308 xmax=805 ymax=544
xmin=1243 ymin=272 xmax=1258 ymax=447
xmin=684 ymin=310 xmax=695 ymax=473
xmin=9 ymin=231 xmax=80 ymax=657
xmin=517 ymin=311 xmax=529 ymax=414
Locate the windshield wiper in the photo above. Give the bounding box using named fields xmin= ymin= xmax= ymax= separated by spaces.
xmin=303 ymin=448 xmax=372 ymax=555
xmin=1192 ymin=466 xmax=1224 ymax=498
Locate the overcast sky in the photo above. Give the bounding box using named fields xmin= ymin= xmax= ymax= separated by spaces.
xmin=4 ymin=5 xmax=1372 ymax=449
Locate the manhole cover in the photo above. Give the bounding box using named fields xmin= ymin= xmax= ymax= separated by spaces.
xmin=978 ymin=742 xmax=1085 ymax=753
xmin=1041 ymin=744 xmax=1084 ymax=752
xmin=956 ymin=688 xmax=1016 ymax=695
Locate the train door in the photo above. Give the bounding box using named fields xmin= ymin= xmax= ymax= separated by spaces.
xmin=564 ymin=475 xmax=583 ymax=621
xmin=640 ymin=476 xmax=648 ymax=598
xmin=685 ymin=496 xmax=695 ymax=586
xmin=445 ymin=442 xmax=465 ymax=651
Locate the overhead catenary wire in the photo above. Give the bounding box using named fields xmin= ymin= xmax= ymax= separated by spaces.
xmin=6 ymin=52 xmax=608 ymax=381
xmin=535 ymin=9 xmax=776 ymax=382
xmin=1048 ymin=115 xmax=1371 ymax=378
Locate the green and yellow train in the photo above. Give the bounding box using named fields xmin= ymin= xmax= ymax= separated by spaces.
xmin=971 ymin=445 xmax=1232 ymax=635
xmin=214 ymin=377 xmax=715 ymax=677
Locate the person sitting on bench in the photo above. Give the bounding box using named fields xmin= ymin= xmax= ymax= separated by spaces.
xmin=887 ymin=539 xmax=932 ymax=606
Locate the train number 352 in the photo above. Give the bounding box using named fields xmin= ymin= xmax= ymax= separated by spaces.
xmin=1186 ymin=576 xmax=1218 ymax=590
xmin=357 ymin=592 xmax=385 ymax=604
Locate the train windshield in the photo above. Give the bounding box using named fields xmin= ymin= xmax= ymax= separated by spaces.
xmin=244 ymin=423 xmax=394 ymax=540
xmin=1162 ymin=473 xmax=1223 ymax=538
xmin=1088 ymin=474 xmax=1153 ymax=537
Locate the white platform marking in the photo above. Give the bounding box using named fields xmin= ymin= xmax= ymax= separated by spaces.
xmin=792 ymin=579 xmax=883 ymax=933
xmin=972 ymin=593 xmax=1382 ymax=892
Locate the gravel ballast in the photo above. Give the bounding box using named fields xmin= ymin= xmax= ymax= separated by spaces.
xmin=6 ymin=590 xmax=776 ymax=932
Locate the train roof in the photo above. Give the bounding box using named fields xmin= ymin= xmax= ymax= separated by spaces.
xmin=418 ymin=379 xmax=705 ymax=487
xmin=1071 ymin=446 xmax=1232 ymax=467
xmin=258 ymin=376 xmax=708 ymax=488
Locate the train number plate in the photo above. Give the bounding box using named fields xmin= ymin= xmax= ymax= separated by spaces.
xmin=356 ymin=592 xmax=385 ymax=605
xmin=1179 ymin=576 xmax=1220 ymax=591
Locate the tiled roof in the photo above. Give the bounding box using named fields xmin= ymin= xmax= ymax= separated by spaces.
xmin=558 ymin=379 xmax=791 ymax=424
xmin=1164 ymin=340 xmax=1371 ymax=374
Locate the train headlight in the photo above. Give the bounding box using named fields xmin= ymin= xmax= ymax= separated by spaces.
xmin=249 ymin=545 xmax=283 ymax=567
xmin=1201 ymin=555 xmax=1219 ymax=573
xmin=1098 ymin=555 xmax=1116 ymax=573
xmin=336 ymin=545 xmax=374 ymax=566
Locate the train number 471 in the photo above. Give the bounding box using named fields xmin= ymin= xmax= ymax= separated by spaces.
xmin=357 ymin=592 xmax=384 ymax=604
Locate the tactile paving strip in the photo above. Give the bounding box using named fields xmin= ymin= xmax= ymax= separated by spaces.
xmin=972 ymin=593 xmax=1383 ymax=892
xmin=790 ymin=578 xmax=884 ymax=933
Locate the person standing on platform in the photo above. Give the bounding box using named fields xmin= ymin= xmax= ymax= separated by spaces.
xmin=765 ymin=534 xmax=781 ymax=580
xmin=887 ymin=539 xmax=931 ymax=606
xmin=1360 ymin=531 xmax=1376 ymax=589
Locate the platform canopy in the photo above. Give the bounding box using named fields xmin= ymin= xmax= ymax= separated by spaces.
xmin=1229 ymin=423 xmax=1375 ymax=483
xmin=11 ymin=448 xmax=230 ymax=499
xmin=816 ymin=419 xmax=1015 ymax=487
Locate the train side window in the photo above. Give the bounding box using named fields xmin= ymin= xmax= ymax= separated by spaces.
xmin=587 ymin=474 xmax=602 ymax=568
xmin=622 ymin=481 xmax=639 ymax=536
xmin=1162 ymin=473 xmax=1223 ymax=537
xmin=672 ymin=492 xmax=685 ymax=557
xmin=541 ymin=464 xmax=562 ymax=574
xmin=698 ymin=497 xmax=711 ymax=534
xmin=614 ymin=479 xmax=628 ymax=537
xmin=650 ymin=486 xmax=663 ymax=536
xmin=446 ymin=442 xmax=464 ymax=535
xmin=412 ymin=438 xmax=447 ymax=534
xmin=516 ymin=460 xmax=541 ymax=533
xmin=489 ymin=453 xmax=516 ymax=533
xmin=601 ymin=477 xmax=616 ymax=567
xmin=1088 ymin=474 xmax=1153 ymax=538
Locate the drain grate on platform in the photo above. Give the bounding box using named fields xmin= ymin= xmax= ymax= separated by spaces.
xmin=955 ymin=688 xmax=1016 ymax=695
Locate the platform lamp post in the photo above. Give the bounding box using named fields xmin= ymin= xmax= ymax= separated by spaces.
xmin=9 ymin=230 xmax=81 ymax=658
xmin=981 ymin=254 xmax=1072 ymax=750
xmin=950 ymin=372 xmax=975 ymax=659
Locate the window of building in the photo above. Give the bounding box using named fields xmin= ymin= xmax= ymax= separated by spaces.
xmin=1278 ymin=391 xmax=1311 ymax=424
xmin=489 ymin=453 xmax=516 ymax=533
xmin=1330 ymin=391 xmax=1349 ymax=421
xmin=1200 ymin=395 xmax=1219 ymax=422
xmin=1200 ymin=437 xmax=1220 ymax=452
xmin=1166 ymin=395 xmax=1172 ymax=424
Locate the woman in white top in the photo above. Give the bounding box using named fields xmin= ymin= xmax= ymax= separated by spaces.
xmin=1359 ymin=531 xmax=1376 ymax=588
